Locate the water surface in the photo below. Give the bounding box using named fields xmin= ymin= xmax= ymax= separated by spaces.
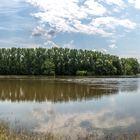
xmin=0 ymin=77 xmax=140 ymax=138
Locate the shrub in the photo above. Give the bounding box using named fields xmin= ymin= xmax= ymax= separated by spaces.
xmin=76 ymin=70 xmax=87 ymax=76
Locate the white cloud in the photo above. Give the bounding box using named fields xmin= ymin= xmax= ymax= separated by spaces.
xmin=108 ymin=39 xmax=117 ymax=49
xmin=113 ymin=8 xmax=121 ymax=13
xmin=91 ymin=17 xmax=136 ymax=30
xmin=110 ymin=39 xmax=116 ymax=43
xmin=83 ymin=0 xmax=107 ymax=16
xmin=100 ymin=48 xmax=108 ymax=53
xmin=45 ymin=29 xmax=57 ymax=40
xmin=32 ymin=24 xmax=57 ymax=41
xmin=109 ymin=44 xmax=117 ymax=49
xmin=27 ymin=0 xmax=137 ymax=38
xmin=71 ymin=20 xmax=112 ymax=36
xmin=103 ymin=0 xmax=125 ymax=7
xmin=32 ymin=26 xmax=45 ymax=37
xmin=44 ymin=40 xmax=59 ymax=48
xmin=27 ymin=0 xmax=109 ymax=36
xmin=128 ymin=0 xmax=140 ymax=9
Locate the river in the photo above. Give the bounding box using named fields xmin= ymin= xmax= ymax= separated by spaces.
xmin=0 ymin=77 xmax=140 ymax=138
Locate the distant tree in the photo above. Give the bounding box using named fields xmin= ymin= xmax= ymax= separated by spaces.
xmin=42 ymin=60 xmax=55 ymax=75
xmin=76 ymin=70 xmax=87 ymax=76
xmin=121 ymin=58 xmax=139 ymax=75
xmin=0 ymin=48 xmax=139 ymax=75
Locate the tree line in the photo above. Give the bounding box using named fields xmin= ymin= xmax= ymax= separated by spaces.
xmin=0 ymin=48 xmax=139 ymax=75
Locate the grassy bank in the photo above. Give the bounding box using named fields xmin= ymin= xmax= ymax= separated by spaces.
xmin=1 ymin=122 xmax=140 ymax=140
xmin=0 ymin=122 xmax=55 ymax=140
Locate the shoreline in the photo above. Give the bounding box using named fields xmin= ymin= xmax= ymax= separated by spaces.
xmin=1 ymin=122 xmax=140 ymax=140
xmin=0 ymin=75 xmax=139 ymax=79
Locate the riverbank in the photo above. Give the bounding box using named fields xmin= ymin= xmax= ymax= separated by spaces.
xmin=1 ymin=122 xmax=140 ymax=140
xmin=0 ymin=75 xmax=139 ymax=79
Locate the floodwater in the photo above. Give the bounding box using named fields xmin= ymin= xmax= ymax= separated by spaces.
xmin=0 ymin=77 xmax=140 ymax=138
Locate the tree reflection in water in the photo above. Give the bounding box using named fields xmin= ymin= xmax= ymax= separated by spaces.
xmin=0 ymin=78 xmax=138 ymax=102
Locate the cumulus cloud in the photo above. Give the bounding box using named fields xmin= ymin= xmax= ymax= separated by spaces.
xmin=91 ymin=17 xmax=136 ymax=30
xmin=83 ymin=0 xmax=107 ymax=16
xmin=27 ymin=0 xmax=108 ymax=36
xmin=108 ymin=39 xmax=117 ymax=49
xmin=32 ymin=26 xmax=45 ymax=37
xmin=100 ymin=48 xmax=108 ymax=53
xmin=44 ymin=40 xmax=59 ymax=48
xmin=26 ymin=0 xmax=140 ymax=52
xmin=32 ymin=25 xmax=57 ymax=38
xmin=103 ymin=0 xmax=125 ymax=7
xmin=109 ymin=44 xmax=117 ymax=49
xmin=128 ymin=0 xmax=140 ymax=9
xmin=26 ymin=0 xmax=137 ymax=38
xmin=45 ymin=29 xmax=57 ymax=40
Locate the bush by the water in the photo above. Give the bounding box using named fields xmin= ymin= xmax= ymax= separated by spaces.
xmin=76 ymin=70 xmax=87 ymax=76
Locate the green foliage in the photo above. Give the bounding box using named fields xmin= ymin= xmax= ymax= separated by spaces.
xmin=42 ymin=60 xmax=55 ymax=75
xmin=76 ymin=70 xmax=87 ymax=76
xmin=0 ymin=48 xmax=139 ymax=75
xmin=121 ymin=58 xmax=139 ymax=75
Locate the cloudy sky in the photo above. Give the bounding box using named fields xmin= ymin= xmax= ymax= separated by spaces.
xmin=0 ymin=0 xmax=140 ymax=60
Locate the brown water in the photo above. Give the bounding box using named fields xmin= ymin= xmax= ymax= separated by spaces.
xmin=0 ymin=77 xmax=140 ymax=138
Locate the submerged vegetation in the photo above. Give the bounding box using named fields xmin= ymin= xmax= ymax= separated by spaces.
xmin=0 ymin=48 xmax=139 ymax=75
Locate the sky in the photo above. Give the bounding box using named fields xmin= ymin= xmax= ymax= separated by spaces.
xmin=0 ymin=0 xmax=140 ymax=60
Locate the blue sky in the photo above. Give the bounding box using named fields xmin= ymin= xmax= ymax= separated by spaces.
xmin=0 ymin=0 xmax=140 ymax=61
